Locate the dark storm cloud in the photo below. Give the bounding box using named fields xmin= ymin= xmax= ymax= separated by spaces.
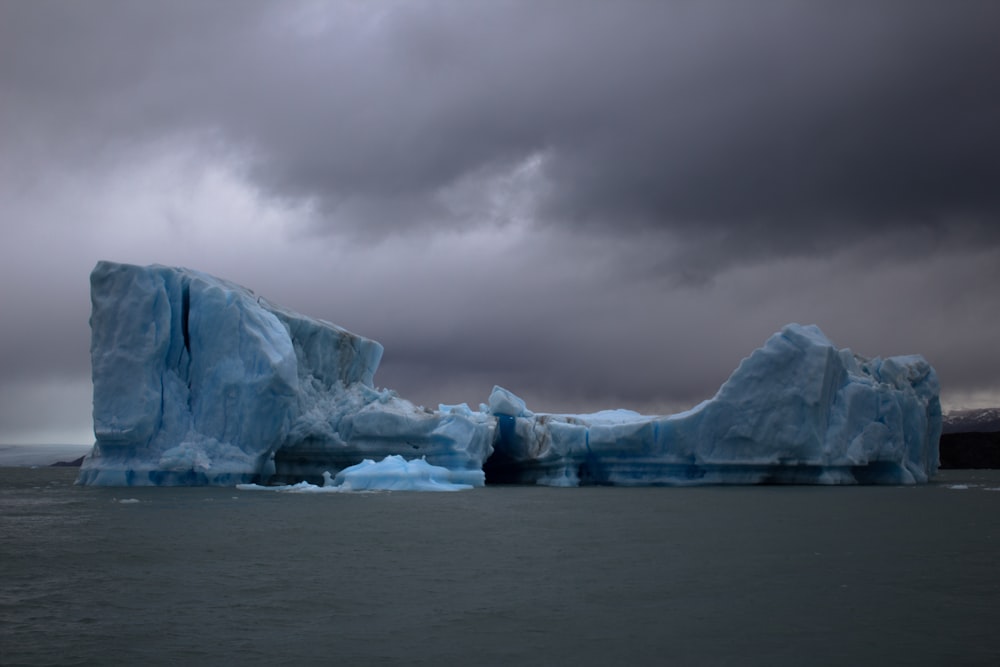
xmin=3 ymin=1 xmax=999 ymax=270
xmin=354 ymin=235 xmax=1000 ymax=414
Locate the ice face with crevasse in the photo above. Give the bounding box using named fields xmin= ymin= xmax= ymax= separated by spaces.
xmin=77 ymin=261 xmax=940 ymax=488
xmin=77 ymin=261 xmax=495 ymax=487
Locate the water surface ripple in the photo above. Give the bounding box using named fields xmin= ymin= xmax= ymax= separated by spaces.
xmin=3 ymin=468 xmax=999 ymax=666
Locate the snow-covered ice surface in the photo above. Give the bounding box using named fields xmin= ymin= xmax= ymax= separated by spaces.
xmin=77 ymin=262 xmax=941 ymax=487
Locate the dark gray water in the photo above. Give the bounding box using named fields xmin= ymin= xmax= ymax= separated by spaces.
xmin=3 ymin=467 xmax=1000 ymax=666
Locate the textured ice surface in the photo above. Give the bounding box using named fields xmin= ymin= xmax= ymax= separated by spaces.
xmin=325 ymin=455 xmax=482 ymax=491
xmin=485 ymin=324 xmax=941 ymax=486
xmin=235 ymin=455 xmax=480 ymax=492
xmin=77 ymin=262 xmax=494 ymax=486
xmin=78 ymin=262 xmax=940 ymax=487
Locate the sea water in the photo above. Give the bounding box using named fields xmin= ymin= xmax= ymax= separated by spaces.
xmin=3 ymin=466 xmax=1000 ymax=666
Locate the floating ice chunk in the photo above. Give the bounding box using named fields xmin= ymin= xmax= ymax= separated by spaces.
xmin=235 ymin=480 xmax=324 ymax=493
xmin=325 ymin=455 xmax=482 ymax=491
xmin=235 ymin=456 xmax=480 ymax=492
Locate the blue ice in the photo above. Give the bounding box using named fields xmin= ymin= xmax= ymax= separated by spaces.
xmin=77 ymin=262 xmax=494 ymax=487
xmin=235 ymin=455 xmax=481 ymax=492
xmin=485 ymin=325 xmax=941 ymax=486
xmin=77 ymin=262 xmax=941 ymax=488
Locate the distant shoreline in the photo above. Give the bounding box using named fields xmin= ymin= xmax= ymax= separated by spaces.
xmin=0 ymin=444 xmax=92 ymax=467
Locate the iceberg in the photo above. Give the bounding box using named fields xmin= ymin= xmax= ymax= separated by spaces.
xmin=77 ymin=261 xmax=940 ymax=488
xmin=485 ymin=325 xmax=941 ymax=486
xmin=77 ymin=261 xmax=494 ymax=486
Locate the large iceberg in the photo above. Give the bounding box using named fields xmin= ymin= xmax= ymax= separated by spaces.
xmin=77 ymin=261 xmax=495 ymax=486
xmin=77 ymin=261 xmax=940 ymax=487
xmin=484 ymin=325 xmax=941 ymax=486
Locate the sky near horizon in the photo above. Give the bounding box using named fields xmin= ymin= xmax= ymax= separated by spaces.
xmin=2 ymin=1 xmax=999 ymax=444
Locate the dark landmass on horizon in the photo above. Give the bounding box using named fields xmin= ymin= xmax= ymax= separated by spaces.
xmin=939 ymin=433 xmax=1000 ymax=469
xmin=50 ymin=456 xmax=85 ymax=468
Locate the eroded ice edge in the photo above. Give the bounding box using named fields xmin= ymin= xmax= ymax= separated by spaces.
xmin=77 ymin=261 xmax=941 ymax=489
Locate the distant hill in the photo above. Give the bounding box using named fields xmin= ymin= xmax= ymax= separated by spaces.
xmin=940 ymin=408 xmax=1000 ymax=469
xmin=942 ymin=407 xmax=1000 ymax=434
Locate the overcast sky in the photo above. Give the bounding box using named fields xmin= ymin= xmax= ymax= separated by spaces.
xmin=2 ymin=1 xmax=999 ymax=444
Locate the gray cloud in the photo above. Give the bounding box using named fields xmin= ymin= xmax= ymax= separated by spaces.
xmin=4 ymin=1 xmax=999 ymax=261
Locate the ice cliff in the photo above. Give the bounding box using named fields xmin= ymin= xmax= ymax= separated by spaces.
xmin=77 ymin=261 xmax=941 ymax=487
xmin=77 ymin=262 xmax=494 ymax=486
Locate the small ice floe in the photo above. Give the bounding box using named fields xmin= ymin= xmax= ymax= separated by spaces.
xmin=114 ymin=498 xmax=140 ymax=504
xmin=237 ymin=455 xmax=482 ymax=493
xmin=942 ymin=483 xmax=1000 ymax=492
